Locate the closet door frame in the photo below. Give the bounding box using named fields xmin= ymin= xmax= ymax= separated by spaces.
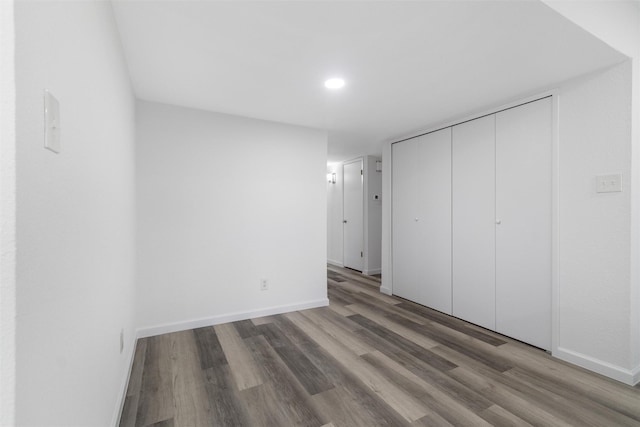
xmin=386 ymin=90 xmax=559 ymax=353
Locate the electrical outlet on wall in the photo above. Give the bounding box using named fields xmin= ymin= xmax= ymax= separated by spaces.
xmin=120 ymin=329 xmax=124 ymax=354
xmin=260 ymin=279 xmax=269 ymax=291
xmin=596 ymin=174 xmax=622 ymax=193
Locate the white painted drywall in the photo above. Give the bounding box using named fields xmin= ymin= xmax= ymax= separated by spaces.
xmin=544 ymin=0 xmax=640 ymax=384
xmin=0 ymin=0 xmax=16 ymax=424
xmin=543 ymin=0 xmax=639 ymax=59
xmin=14 ymin=1 xmax=137 ymax=425
xmin=556 ymin=62 xmax=634 ymax=379
xmin=327 ymin=163 xmax=344 ymax=267
xmin=136 ymin=101 xmax=328 ymax=333
xmin=112 ymin=0 xmax=627 ymax=163
xmin=364 ymin=156 xmax=382 ymax=275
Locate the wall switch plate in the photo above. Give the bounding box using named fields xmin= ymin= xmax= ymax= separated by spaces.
xmin=119 ymin=329 xmax=124 ymax=354
xmin=44 ymin=90 xmax=61 ymax=153
xmin=596 ymin=174 xmax=622 ymax=193
xmin=260 ymin=279 xmax=268 ymax=291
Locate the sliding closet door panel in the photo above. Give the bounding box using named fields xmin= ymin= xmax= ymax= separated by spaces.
xmin=495 ymin=97 xmax=552 ymax=350
xmin=392 ymin=128 xmax=452 ymax=313
xmin=452 ymin=115 xmax=496 ymax=330
xmin=416 ymin=128 xmax=452 ymax=313
xmin=392 ymin=137 xmax=423 ymax=303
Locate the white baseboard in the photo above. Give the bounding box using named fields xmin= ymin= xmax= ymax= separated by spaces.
xmin=112 ymin=336 xmax=137 ymax=427
xmin=380 ymin=286 xmax=392 ymax=296
xmin=136 ymin=298 xmax=330 ymax=339
xmin=112 ymin=297 xmax=329 ymax=425
xmin=363 ymin=268 xmax=381 ymax=275
xmin=327 ymin=259 xmax=343 ymax=268
xmin=554 ymin=347 xmax=640 ymax=386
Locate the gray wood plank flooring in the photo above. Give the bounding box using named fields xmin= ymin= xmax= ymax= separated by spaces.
xmin=120 ymin=265 xmax=640 ymax=427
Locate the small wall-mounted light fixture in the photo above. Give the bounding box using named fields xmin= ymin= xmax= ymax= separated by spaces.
xmin=327 ymin=172 xmax=337 ymax=184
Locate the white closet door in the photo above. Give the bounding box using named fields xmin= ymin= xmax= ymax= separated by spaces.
xmin=392 ymin=138 xmax=422 ymax=303
xmin=343 ymin=159 xmax=364 ymax=271
xmin=392 ymin=128 xmax=452 ymax=313
xmin=452 ymin=115 xmax=496 ymax=330
xmin=495 ymin=98 xmax=552 ymax=350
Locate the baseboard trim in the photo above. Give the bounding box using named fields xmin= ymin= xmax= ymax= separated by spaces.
xmin=327 ymin=259 xmax=344 ymax=268
xmin=633 ymin=365 xmax=640 ymax=386
xmin=554 ymin=347 xmax=640 ymax=386
xmin=112 ymin=298 xmax=329 ymax=424
xmin=380 ymin=286 xmax=392 ymax=296
xmin=363 ymin=268 xmax=381 ymax=275
xmin=136 ymin=298 xmax=330 ymax=339
xmin=112 ymin=336 xmax=137 ymax=427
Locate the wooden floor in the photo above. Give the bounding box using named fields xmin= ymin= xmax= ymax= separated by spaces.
xmin=120 ymin=265 xmax=640 ymax=427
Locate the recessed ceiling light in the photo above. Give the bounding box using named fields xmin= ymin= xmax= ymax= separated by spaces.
xmin=324 ymin=78 xmax=345 ymax=89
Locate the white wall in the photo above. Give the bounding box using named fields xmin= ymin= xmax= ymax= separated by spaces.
xmin=0 ymin=0 xmax=16 ymax=425
xmin=14 ymin=1 xmax=137 ymax=425
xmin=136 ymin=101 xmax=328 ymax=334
xmin=556 ymin=61 xmax=635 ymax=381
xmin=544 ymin=0 xmax=640 ymax=383
xmin=327 ymin=163 xmax=344 ymax=266
xmin=543 ymin=1 xmax=639 ymax=59
xmin=364 ymin=156 xmax=382 ymax=275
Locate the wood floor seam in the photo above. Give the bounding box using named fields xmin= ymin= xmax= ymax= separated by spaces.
xmin=120 ymin=266 xmax=640 ymax=427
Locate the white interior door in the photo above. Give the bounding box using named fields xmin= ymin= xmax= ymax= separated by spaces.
xmin=392 ymin=128 xmax=452 ymax=313
xmin=495 ymin=97 xmax=552 ymax=350
xmin=452 ymin=115 xmax=496 ymax=330
xmin=343 ymin=159 xmax=364 ymax=271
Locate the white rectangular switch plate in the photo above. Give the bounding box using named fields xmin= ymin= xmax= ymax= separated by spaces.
xmin=596 ymin=174 xmax=622 ymax=193
xmin=44 ymin=90 xmax=61 ymax=153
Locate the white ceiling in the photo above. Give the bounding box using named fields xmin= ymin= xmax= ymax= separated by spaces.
xmin=111 ymin=0 xmax=626 ymax=163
